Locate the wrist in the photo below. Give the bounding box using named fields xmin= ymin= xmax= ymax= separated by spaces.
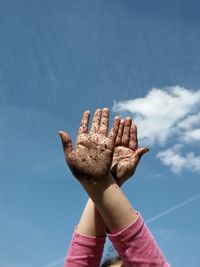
xmin=80 ymin=174 xmax=117 ymax=199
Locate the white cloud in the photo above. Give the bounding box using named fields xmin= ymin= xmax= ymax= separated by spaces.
xmin=177 ymin=113 xmax=200 ymax=142
xmin=112 ymin=86 xmax=200 ymax=173
xmin=113 ymin=86 xmax=200 ymax=145
xmin=177 ymin=113 xmax=200 ymax=130
xmin=157 ymin=145 xmax=200 ymax=173
xmin=182 ymin=129 xmax=200 ymax=142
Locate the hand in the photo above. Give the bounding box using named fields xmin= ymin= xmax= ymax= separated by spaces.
xmin=111 ymin=117 xmax=149 ymax=186
xmin=59 ymin=108 xmax=120 ymax=183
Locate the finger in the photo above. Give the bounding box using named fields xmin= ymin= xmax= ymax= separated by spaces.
xmin=78 ymin=110 xmax=90 ymax=135
xmin=131 ymin=147 xmax=149 ymax=164
xmin=122 ymin=117 xmax=132 ymax=147
xmin=129 ymin=124 xmax=138 ymax=151
xmin=90 ymin=109 xmax=102 ymax=133
xmin=115 ymin=119 xmax=124 ymax=146
xmin=107 ymin=116 xmax=120 ymax=150
xmin=99 ymin=108 xmax=109 ymax=136
xmin=58 ymin=131 xmax=74 ymax=158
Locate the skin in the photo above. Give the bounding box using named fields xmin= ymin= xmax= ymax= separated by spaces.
xmin=59 ymin=108 xmax=149 ymax=252
xmin=66 ymin=112 xmax=149 ymax=237
xmin=110 ymin=261 xmax=124 ymax=267
xmin=59 ymin=108 xmax=120 ymax=182
xmin=111 ymin=117 xmax=149 ymax=186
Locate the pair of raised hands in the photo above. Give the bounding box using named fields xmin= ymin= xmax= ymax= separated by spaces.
xmin=59 ymin=108 xmax=148 ymax=186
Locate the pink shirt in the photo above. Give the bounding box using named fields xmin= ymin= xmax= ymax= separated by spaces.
xmin=65 ymin=213 xmax=170 ymax=266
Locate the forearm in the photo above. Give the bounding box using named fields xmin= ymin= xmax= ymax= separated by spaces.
xmin=81 ymin=175 xmax=138 ymax=234
xmin=77 ymin=198 xmax=106 ymax=237
xmin=77 ymin=178 xmax=128 ymax=237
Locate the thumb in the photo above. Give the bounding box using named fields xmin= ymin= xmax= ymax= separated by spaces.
xmin=58 ymin=131 xmax=74 ymax=156
xmin=131 ymin=147 xmax=149 ymax=164
xmin=135 ymin=147 xmax=149 ymax=158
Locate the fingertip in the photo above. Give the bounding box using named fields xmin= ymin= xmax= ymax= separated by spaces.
xmin=142 ymin=147 xmax=149 ymax=152
xmin=58 ymin=131 xmax=71 ymax=141
xmin=123 ymin=117 xmax=132 ymax=127
xmin=58 ymin=131 xmax=64 ymax=138
xmin=84 ymin=110 xmax=90 ymax=115
xmin=119 ymin=119 xmax=124 ymax=129
xmin=58 ymin=131 xmax=65 ymax=145
xmin=93 ymin=108 xmax=102 ymax=117
xmin=125 ymin=116 xmax=132 ymax=121
xmin=114 ymin=117 xmax=121 ymax=126
xmin=114 ymin=116 xmax=120 ymax=121
xmin=138 ymin=147 xmax=150 ymax=155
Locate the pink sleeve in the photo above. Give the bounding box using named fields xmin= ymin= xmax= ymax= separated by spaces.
xmin=107 ymin=213 xmax=171 ymax=267
xmin=65 ymin=227 xmax=106 ymax=267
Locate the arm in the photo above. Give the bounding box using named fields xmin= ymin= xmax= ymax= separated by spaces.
xmin=65 ymin=115 xmax=149 ymax=266
xmin=59 ymin=108 xmax=169 ymax=266
xmin=65 ymin=198 xmax=106 ymax=267
xmin=78 ymin=114 xmax=148 ymax=234
xmin=77 ymin=115 xmax=149 ymax=235
xmin=81 ymin=177 xmax=170 ymax=266
xmin=77 ymin=198 xmax=106 ymax=237
xmin=79 ymin=174 xmax=169 ymax=266
xmin=60 ymin=108 xmax=123 ymax=266
xmin=81 ymin=174 xmax=138 ymax=234
xmin=60 ymin=108 xmax=118 ymax=267
xmin=61 ymin=111 xmax=148 ymax=235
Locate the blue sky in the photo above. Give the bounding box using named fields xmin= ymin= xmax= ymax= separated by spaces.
xmin=0 ymin=1 xmax=200 ymax=266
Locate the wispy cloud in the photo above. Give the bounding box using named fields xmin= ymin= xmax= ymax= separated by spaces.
xmin=113 ymin=86 xmax=200 ymax=173
xmin=182 ymin=129 xmax=200 ymax=142
xmin=146 ymin=192 xmax=200 ymax=224
xmin=177 ymin=113 xmax=200 ymax=130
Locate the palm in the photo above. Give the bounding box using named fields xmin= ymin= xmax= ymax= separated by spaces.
xmin=110 ymin=119 xmax=148 ymax=186
xmin=73 ymin=132 xmax=113 ymax=180
xmin=112 ymin=146 xmax=136 ymax=181
xmin=59 ymin=108 xmax=120 ymax=182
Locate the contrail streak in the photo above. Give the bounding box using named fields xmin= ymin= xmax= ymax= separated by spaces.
xmin=42 ymin=193 xmax=200 ymax=267
xmin=146 ymin=192 xmax=200 ymax=224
